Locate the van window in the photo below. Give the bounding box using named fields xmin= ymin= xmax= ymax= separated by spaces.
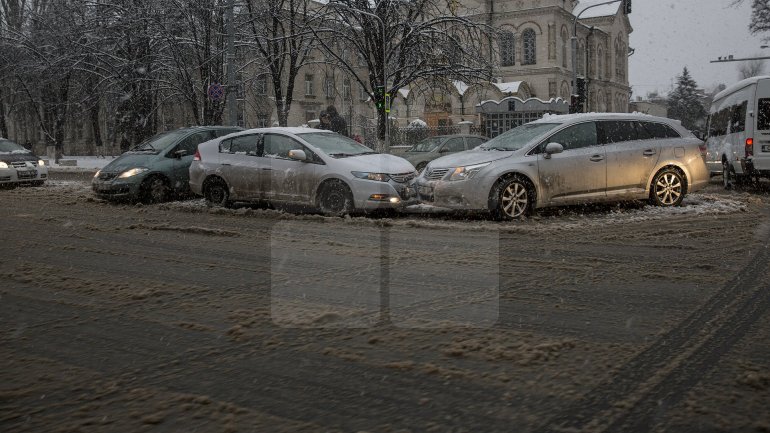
xmin=730 ymin=101 xmax=747 ymax=133
xmin=709 ymin=107 xmax=731 ymax=137
xmin=758 ymin=98 xmax=770 ymax=131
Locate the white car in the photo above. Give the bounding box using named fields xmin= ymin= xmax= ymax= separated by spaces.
xmin=189 ymin=127 xmax=417 ymax=215
xmin=0 ymin=138 xmax=48 ymax=187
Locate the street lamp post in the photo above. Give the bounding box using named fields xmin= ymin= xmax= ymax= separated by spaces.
xmin=571 ymin=0 xmax=623 ymax=111
xmin=328 ymin=3 xmax=389 ymax=152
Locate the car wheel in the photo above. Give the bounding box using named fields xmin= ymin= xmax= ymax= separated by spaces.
xmin=650 ymin=167 xmax=686 ymax=207
xmin=318 ymin=180 xmax=354 ymax=216
xmin=722 ymin=160 xmax=734 ymax=190
xmin=204 ymin=179 xmax=231 ymax=208
xmin=140 ymin=176 xmax=170 ymax=204
xmin=491 ymin=176 xmax=533 ymax=220
xmin=415 ymin=162 xmax=428 ymax=173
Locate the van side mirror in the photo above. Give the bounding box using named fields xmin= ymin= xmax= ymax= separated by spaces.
xmin=288 ymin=149 xmax=307 ymax=161
xmin=544 ymin=142 xmax=564 ymax=159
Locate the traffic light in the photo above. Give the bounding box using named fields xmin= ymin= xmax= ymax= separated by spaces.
xmin=374 ymin=86 xmax=385 ymax=111
xmin=622 ymin=0 xmax=631 ymax=14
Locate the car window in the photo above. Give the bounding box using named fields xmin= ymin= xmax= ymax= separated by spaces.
xmin=545 ymin=122 xmax=598 ymax=151
xmin=214 ymin=128 xmax=240 ymax=138
xmin=632 ymin=121 xmax=653 ymax=140
xmin=441 ymin=138 xmax=465 ymax=153
xmin=263 ymin=134 xmax=304 ymax=159
xmin=172 ymin=131 xmax=210 ymax=157
xmin=642 ymin=122 xmax=681 ymax=139
xmin=596 ymin=121 xmax=638 ymax=144
xmin=229 ymin=134 xmax=260 ymax=156
xmin=466 ymin=137 xmax=486 ymax=149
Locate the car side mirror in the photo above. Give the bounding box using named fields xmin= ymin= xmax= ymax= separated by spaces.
xmin=544 ymin=142 xmax=564 ymax=159
xmin=288 ymin=149 xmax=307 ymax=161
xmin=173 ymin=149 xmax=188 ymax=159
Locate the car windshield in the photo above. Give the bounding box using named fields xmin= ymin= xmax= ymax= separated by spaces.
xmin=0 ymin=139 xmax=30 ymax=154
xmin=408 ymin=137 xmax=443 ymax=152
xmin=480 ymin=123 xmax=560 ymax=151
xmin=129 ymin=130 xmax=188 ymax=153
xmin=298 ymin=132 xmax=377 ymax=158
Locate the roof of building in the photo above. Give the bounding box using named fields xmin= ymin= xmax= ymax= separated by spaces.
xmin=573 ymin=0 xmax=619 ymax=19
xmin=493 ymin=81 xmax=523 ymax=94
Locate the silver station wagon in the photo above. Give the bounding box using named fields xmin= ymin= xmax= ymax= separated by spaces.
xmin=189 ymin=127 xmax=417 ymax=215
xmin=415 ymin=113 xmax=710 ymax=220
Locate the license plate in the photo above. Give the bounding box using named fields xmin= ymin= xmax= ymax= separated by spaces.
xmin=17 ymin=169 xmax=36 ymax=179
xmin=762 ymin=145 xmax=770 ymax=152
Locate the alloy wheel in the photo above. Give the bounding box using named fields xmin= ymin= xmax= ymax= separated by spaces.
xmin=500 ymin=181 xmax=529 ymax=218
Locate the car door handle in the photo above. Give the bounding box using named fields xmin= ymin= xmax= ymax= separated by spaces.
xmin=221 ymin=163 xmax=231 ymax=166
xmin=643 ymin=149 xmax=657 ymax=156
xmin=589 ymin=155 xmax=605 ymax=162
xmin=261 ymin=168 xmax=273 ymax=171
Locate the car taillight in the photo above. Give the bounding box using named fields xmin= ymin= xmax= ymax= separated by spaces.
xmin=698 ymin=143 xmax=707 ymax=159
xmin=194 ymin=149 xmax=201 ymax=161
xmin=746 ymin=138 xmax=754 ymax=158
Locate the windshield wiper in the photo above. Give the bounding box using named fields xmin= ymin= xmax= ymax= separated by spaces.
xmin=328 ymin=152 xmax=355 ymax=158
xmin=484 ymin=146 xmax=511 ymax=151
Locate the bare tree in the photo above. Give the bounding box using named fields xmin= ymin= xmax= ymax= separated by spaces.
xmin=315 ymin=0 xmax=493 ymax=149
xmin=241 ymin=0 xmax=319 ymax=127
xmin=738 ymin=57 xmax=766 ymax=79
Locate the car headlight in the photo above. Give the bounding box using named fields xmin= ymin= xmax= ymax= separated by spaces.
xmin=38 ymin=160 xmax=45 ymax=167
xmin=0 ymin=162 xmax=7 ymax=169
xmin=352 ymin=171 xmax=391 ymax=182
xmin=448 ymin=162 xmax=490 ymax=181
xmin=94 ymin=169 xmax=101 ymax=178
xmin=118 ymin=168 xmax=149 ymax=179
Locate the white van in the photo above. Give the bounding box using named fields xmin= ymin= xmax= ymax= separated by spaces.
xmin=705 ymin=76 xmax=770 ymax=188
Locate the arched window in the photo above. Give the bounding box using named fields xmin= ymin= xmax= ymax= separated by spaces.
xmin=598 ymin=45 xmax=604 ymax=79
xmin=523 ymin=29 xmax=536 ymax=65
xmin=561 ymin=28 xmax=568 ymax=68
xmin=499 ymin=31 xmax=515 ymax=67
xmin=561 ymin=81 xmax=570 ymax=99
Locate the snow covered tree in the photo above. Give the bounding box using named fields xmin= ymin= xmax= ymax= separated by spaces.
xmin=315 ymin=0 xmax=493 ymax=151
xmin=667 ymin=67 xmax=707 ymax=133
xmin=738 ymin=57 xmax=765 ymax=79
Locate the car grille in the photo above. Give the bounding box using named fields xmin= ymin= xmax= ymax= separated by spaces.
xmin=98 ymin=172 xmax=118 ymax=181
xmin=425 ymin=168 xmax=449 ymax=180
xmin=11 ymin=161 xmax=30 ymax=169
xmin=389 ymin=172 xmax=416 ymax=183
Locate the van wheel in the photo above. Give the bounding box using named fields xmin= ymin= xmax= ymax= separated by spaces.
xmin=491 ymin=176 xmax=533 ymax=220
xmin=205 ymin=179 xmax=231 ymax=208
xmin=318 ymin=180 xmax=354 ymax=216
xmin=650 ymin=167 xmax=685 ymax=207
xmin=722 ymin=160 xmax=734 ymax=190
xmin=140 ymin=176 xmax=169 ymax=203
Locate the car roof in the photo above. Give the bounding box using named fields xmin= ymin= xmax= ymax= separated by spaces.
xmin=534 ymin=112 xmax=678 ymax=125
xmin=226 ymin=127 xmax=333 ymax=137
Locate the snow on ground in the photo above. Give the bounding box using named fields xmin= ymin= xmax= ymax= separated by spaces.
xmin=45 ymin=156 xmax=117 ymax=170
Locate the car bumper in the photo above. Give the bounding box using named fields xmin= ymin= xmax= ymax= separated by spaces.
xmin=92 ymin=178 xmax=142 ymax=199
xmin=414 ymin=177 xmax=489 ymax=210
xmin=0 ymin=166 xmax=48 ymax=184
xmin=350 ymin=179 xmax=418 ymax=210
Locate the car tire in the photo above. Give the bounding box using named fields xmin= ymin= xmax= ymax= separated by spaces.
xmin=204 ymin=178 xmax=231 ymax=208
xmin=491 ymin=176 xmax=534 ymax=221
xmin=140 ymin=175 xmax=170 ymax=204
xmin=722 ymin=160 xmax=734 ymax=190
xmin=318 ymin=180 xmax=354 ymax=217
xmin=650 ymin=167 xmax=686 ymax=207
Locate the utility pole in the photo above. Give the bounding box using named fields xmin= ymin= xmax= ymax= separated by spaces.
xmin=226 ymin=0 xmax=237 ymax=127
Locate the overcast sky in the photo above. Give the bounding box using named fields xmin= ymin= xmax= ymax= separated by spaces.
xmin=628 ymin=0 xmax=765 ymax=97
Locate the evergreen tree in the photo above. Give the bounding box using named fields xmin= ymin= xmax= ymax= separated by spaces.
xmin=667 ymin=67 xmax=706 ymax=132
